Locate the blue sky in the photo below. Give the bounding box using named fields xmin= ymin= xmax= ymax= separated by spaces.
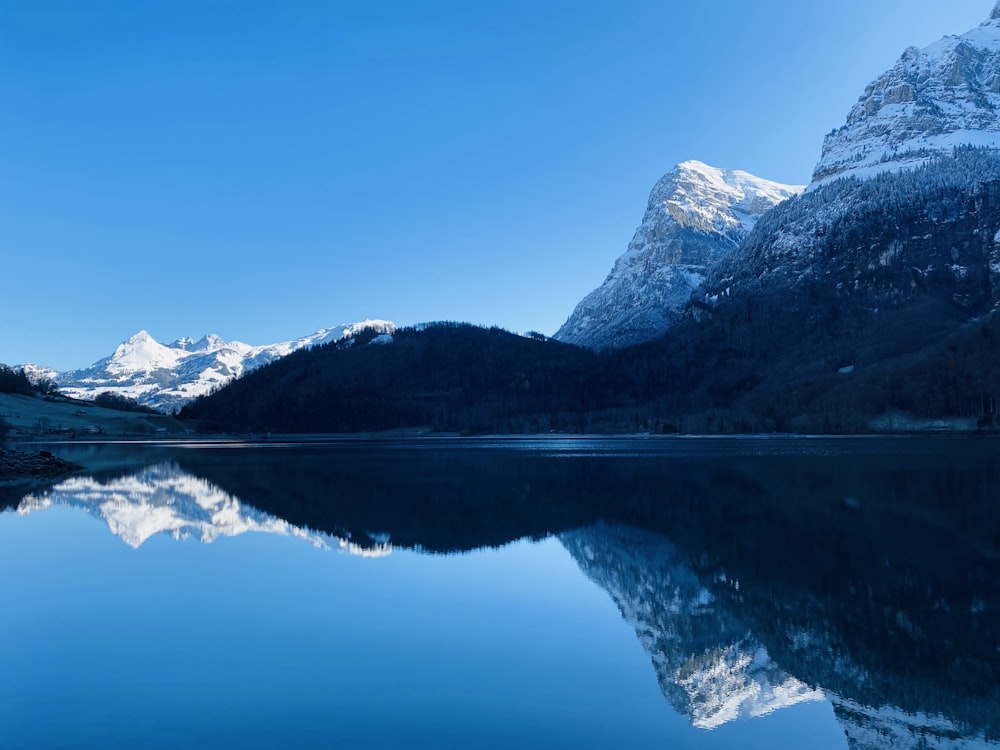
xmin=0 ymin=1 xmax=992 ymax=370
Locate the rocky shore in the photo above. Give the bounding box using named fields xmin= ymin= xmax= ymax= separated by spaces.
xmin=0 ymin=449 xmax=82 ymax=482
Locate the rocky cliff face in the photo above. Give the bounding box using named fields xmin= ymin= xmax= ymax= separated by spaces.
xmin=813 ymin=3 xmax=1000 ymax=185
xmin=554 ymin=161 xmax=802 ymax=350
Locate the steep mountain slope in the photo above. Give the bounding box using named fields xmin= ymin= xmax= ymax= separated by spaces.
xmin=30 ymin=320 xmax=395 ymax=412
xmin=814 ymin=3 xmax=1000 ymax=185
xmin=555 ymin=161 xmax=802 ymax=350
xmin=670 ymin=149 xmax=1000 ymax=431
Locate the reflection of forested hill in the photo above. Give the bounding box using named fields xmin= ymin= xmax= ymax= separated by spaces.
xmin=171 ymin=443 xmax=623 ymax=552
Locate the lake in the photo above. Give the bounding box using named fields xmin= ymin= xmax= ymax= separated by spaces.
xmin=0 ymin=436 xmax=997 ymax=749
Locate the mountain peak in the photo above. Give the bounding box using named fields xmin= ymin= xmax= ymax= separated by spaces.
xmin=193 ymin=334 xmax=224 ymax=352
xmin=675 ymin=159 xmax=716 ymax=175
xmin=554 ymin=161 xmax=801 ymax=350
xmin=812 ymin=10 xmax=1000 ymax=185
xmin=126 ymin=330 xmax=155 ymax=345
xmin=48 ymin=319 xmax=397 ymax=412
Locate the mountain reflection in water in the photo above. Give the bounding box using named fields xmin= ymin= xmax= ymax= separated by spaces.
xmin=15 ymin=462 xmax=391 ymax=556
xmin=7 ymin=437 xmax=1000 ymax=748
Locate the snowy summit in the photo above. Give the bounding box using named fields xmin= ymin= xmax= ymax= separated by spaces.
xmin=813 ymin=2 xmax=1000 ymax=186
xmin=39 ymin=320 xmax=396 ymax=412
xmin=555 ymin=161 xmax=802 ymax=350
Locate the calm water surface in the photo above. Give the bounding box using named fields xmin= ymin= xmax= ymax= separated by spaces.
xmin=0 ymin=436 xmax=997 ymax=749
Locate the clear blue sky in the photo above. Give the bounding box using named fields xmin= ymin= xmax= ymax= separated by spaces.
xmin=0 ymin=1 xmax=992 ymax=370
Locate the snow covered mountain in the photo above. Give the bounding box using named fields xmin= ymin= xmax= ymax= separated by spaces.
xmin=554 ymin=161 xmax=802 ymax=350
xmin=14 ymin=462 xmax=391 ymax=556
xmin=27 ymin=320 xmax=395 ymax=412
xmin=813 ymin=3 xmax=1000 ymax=186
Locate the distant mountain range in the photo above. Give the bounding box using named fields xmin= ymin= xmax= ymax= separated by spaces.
xmin=177 ymin=4 xmax=1000 ymax=435
xmin=19 ymin=320 xmax=395 ymax=412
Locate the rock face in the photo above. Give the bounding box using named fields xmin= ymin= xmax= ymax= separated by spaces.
xmin=813 ymin=4 xmax=1000 ymax=185
xmin=554 ymin=161 xmax=802 ymax=350
xmin=26 ymin=320 xmax=396 ymax=412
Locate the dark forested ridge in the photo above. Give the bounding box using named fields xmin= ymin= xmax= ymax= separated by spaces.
xmin=182 ymin=152 xmax=1000 ymax=435
xmin=180 ymin=323 xmax=649 ymax=434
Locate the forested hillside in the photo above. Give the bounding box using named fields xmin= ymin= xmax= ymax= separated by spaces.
xmin=181 ymin=324 xmax=660 ymax=434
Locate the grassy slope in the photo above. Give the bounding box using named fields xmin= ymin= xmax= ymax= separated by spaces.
xmin=0 ymin=393 xmax=186 ymax=439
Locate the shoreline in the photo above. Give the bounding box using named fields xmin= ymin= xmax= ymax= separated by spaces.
xmin=0 ymin=448 xmax=83 ymax=484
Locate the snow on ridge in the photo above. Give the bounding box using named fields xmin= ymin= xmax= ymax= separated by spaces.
xmin=678 ymin=641 xmax=824 ymax=730
xmin=554 ymin=161 xmax=802 ymax=350
xmin=812 ymin=8 xmax=1000 ymax=187
xmin=40 ymin=319 xmax=396 ymax=411
xmin=671 ymin=161 xmax=803 ymax=234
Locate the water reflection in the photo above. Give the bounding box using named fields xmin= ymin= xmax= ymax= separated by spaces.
xmin=6 ymin=437 xmax=1000 ymax=748
xmin=561 ymin=523 xmax=825 ymax=730
xmin=14 ymin=462 xmax=391 ymax=557
xmin=563 ymin=522 xmax=998 ymax=749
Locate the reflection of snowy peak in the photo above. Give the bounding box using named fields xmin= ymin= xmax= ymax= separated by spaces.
xmin=15 ymin=463 xmax=391 ymax=556
xmin=42 ymin=320 xmax=395 ymax=411
xmin=834 ymin=698 xmax=997 ymax=750
xmin=560 ymin=523 xmax=822 ymax=729
xmin=554 ymin=161 xmax=802 ymax=350
xmin=813 ymin=6 xmax=1000 ymax=185
xmin=563 ymin=522 xmax=1000 ymax=748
